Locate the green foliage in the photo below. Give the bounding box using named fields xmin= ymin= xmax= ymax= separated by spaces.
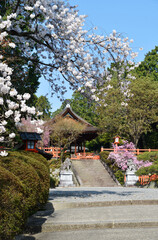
xmin=49 ymin=158 xmax=61 ymax=188
xmin=139 ymin=123 xmax=158 ymax=149
xmin=136 ymin=46 xmax=158 ymax=82
xmin=34 ymin=95 xmax=52 ymax=119
xmin=136 ymin=164 xmax=158 ymax=176
xmin=0 ymin=151 xmax=50 ymax=240
xmin=100 ymin=151 xmax=125 ymax=184
xmin=70 ymin=91 xmax=97 ymax=125
xmin=136 ymin=152 xmax=158 ymax=176
xmin=135 ymin=46 xmax=158 ymax=148
xmin=137 ymin=152 xmax=158 ymax=162
xmin=51 ymin=117 xmax=85 ymax=162
xmin=62 ymin=152 xmax=71 ymax=161
xmin=97 ymin=75 xmax=158 ymax=147
xmin=121 ymin=76 xmax=158 ymax=146
xmin=114 ymin=170 xmax=124 ymax=185
xmin=52 ymin=100 xmax=70 ymax=118
xmin=86 ymin=132 xmax=111 ymax=152
xmin=97 ymin=78 xmax=124 ymax=138
xmin=0 ymin=166 xmax=27 ymax=240
xmin=100 ymin=151 xmax=110 ymax=163
xmin=136 ymin=151 xmax=158 ymax=177
xmin=100 ymin=151 xmax=119 ymax=172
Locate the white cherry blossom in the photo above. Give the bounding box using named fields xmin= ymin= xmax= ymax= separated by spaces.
xmin=9 ymin=133 xmax=16 ymax=138
xmin=0 ymin=151 xmax=8 ymax=157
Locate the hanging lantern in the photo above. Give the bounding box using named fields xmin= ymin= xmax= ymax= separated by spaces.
xmin=114 ymin=136 xmax=120 ymax=144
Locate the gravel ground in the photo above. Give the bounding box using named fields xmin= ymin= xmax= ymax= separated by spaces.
xmin=49 ymin=187 xmax=158 ymax=202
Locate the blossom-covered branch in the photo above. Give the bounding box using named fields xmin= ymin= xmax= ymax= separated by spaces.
xmin=1 ymin=0 xmax=140 ymax=101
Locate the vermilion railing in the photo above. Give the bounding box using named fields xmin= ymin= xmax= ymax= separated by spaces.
xmin=138 ymin=174 xmax=158 ymax=185
xmin=38 ymin=147 xmax=61 ymax=157
xmin=71 ymin=152 xmax=100 ymax=160
xmin=101 ymin=147 xmax=158 ymax=155
xmin=38 ymin=147 xmax=100 ymax=160
xmin=124 ymin=174 xmax=158 ymax=185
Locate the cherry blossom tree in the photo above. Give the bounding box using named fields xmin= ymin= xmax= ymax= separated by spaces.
xmin=1 ymin=0 xmax=140 ymax=101
xmin=0 ymin=1 xmax=142 ymax=156
xmin=0 ymin=15 xmax=43 ymax=156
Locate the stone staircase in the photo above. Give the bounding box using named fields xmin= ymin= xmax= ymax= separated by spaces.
xmin=72 ymin=159 xmax=118 ymax=187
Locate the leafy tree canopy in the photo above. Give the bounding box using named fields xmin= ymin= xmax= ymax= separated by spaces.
xmin=96 ymin=75 xmax=158 ymax=147
xmin=50 ymin=117 xmax=85 ymax=161
xmin=34 ymin=95 xmax=52 ymax=120
xmin=121 ymin=76 xmax=158 ymax=146
xmin=70 ymin=91 xmax=97 ymax=126
xmin=136 ymin=46 xmax=158 ymax=81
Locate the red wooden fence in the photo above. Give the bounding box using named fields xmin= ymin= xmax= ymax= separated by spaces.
xmin=38 ymin=147 xmax=61 ymax=157
xmin=101 ymin=147 xmax=158 ymax=155
xmin=38 ymin=147 xmax=100 ymax=160
xmin=138 ymin=174 xmax=158 ymax=185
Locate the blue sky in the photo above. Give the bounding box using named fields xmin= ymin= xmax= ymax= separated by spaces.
xmin=37 ymin=0 xmax=158 ymax=111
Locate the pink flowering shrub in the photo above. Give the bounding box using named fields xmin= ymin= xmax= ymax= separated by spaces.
xmin=108 ymin=141 xmax=152 ymax=171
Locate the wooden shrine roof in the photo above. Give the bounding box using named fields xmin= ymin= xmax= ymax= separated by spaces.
xmin=50 ymin=104 xmax=98 ymax=142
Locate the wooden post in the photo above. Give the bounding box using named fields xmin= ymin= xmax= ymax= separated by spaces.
xmin=137 ymin=149 xmax=139 ymax=155
xmin=70 ymin=144 xmax=72 ymax=154
xmin=83 ymin=142 xmax=86 ymax=156
xmin=75 ymin=142 xmax=77 ymax=156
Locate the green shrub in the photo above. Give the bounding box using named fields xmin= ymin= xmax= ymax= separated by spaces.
xmin=137 ymin=152 xmax=158 ymax=162
xmin=114 ymin=170 xmax=124 ymax=185
xmin=100 ymin=151 xmax=110 ymax=163
xmin=21 ymin=151 xmax=49 ymax=165
xmin=136 ymin=164 xmax=158 ymax=176
xmin=0 ymin=153 xmax=41 ymax=212
xmin=61 ymin=152 xmax=71 ymax=162
xmin=0 ymin=166 xmax=27 ymax=240
xmin=49 ymin=158 xmax=61 ymax=188
xmin=0 ymin=151 xmax=50 ymax=240
xmin=6 ymin=151 xmax=49 ymax=204
xmin=100 ymin=151 xmax=124 ymax=185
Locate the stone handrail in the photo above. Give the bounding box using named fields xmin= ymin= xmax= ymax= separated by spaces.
xmin=100 ymin=159 xmax=121 ymax=186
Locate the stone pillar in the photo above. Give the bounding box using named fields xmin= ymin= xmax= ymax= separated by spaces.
xmin=125 ymin=169 xmax=139 ymax=186
xmin=125 ymin=159 xmax=139 ymax=186
xmin=59 ymin=170 xmax=74 ymax=187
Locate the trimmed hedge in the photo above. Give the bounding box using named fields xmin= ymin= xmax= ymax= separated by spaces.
xmin=0 ymin=151 xmax=50 ymax=240
xmin=136 ymin=152 xmax=158 ymax=176
xmin=0 ymin=166 xmax=27 ymax=240
xmin=136 ymin=164 xmax=158 ymax=176
xmin=137 ymin=151 xmax=158 ymax=162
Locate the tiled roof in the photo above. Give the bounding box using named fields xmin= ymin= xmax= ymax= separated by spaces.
xmin=19 ymin=132 xmax=41 ymax=141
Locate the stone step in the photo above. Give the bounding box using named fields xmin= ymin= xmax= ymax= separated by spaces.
xmin=42 ymin=220 xmax=158 ymax=232
xmin=41 ymin=204 xmax=158 ymax=232
xmin=72 ymin=159 xmax=118 ymax=187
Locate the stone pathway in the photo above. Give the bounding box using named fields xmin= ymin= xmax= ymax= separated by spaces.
xmin=49 ymin=186 xmax=158 ymax=203
xmin=16 ymin=187 xmax=158 ymax=240
xmin=72 ymin=160 xmax=117 ymax=187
